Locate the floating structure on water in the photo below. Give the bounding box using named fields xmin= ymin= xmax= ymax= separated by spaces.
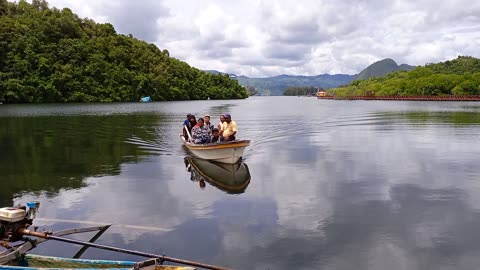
xmin=317 ymin=93 xmax=480 ymax=101
xmin=316 ymin=91 xmax=334 ymax=99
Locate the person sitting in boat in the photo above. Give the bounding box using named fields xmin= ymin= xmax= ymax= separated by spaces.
xmin=183 ymin=115 xmax=197 ymax=139
xmin=181 ymin=113 xmax=192 ymax=137
xmin=191 ymin=117 xmax=211 ymax=144
xmin=210 ymin=128 xmax=220 ymax=143
xmin=217 ymin=114 xmax=226 ymax=131
xmin=204 ymin=114 xmax=214 ymax=132
xmin=183 ymin=113 xmax=192 ymax=127
xmin=220 ymin=113 xmax=237 ymax=141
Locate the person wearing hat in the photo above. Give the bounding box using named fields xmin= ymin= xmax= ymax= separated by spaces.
xmin=204 ymin=114 xmax=214 ymax=132
xmin=220 ymin=113 xmax=237 ymax=141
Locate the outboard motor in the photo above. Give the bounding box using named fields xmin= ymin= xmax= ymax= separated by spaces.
xmin=0 ymin=202 xmax=39 ymax=242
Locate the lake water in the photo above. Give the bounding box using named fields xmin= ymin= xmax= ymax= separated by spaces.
xmin=1 ymin=97 xmax=480 ymax=270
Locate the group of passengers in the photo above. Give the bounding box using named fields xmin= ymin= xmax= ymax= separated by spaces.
xmin=182 ymin=113 xmax=237 ymax=144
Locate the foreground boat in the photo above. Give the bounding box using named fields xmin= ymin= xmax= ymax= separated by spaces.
xmin=185 ymin=157 xmax=251 ymax=194
xmin=0 ymin=203 xmax=230 ymax=270
xmin=180 ymin=135 xmax=250 ymax=164
xmin=1 ymin=254 xmax=193 ymax=270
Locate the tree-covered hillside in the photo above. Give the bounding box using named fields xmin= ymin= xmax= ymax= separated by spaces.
xmin=330 ymin=56 xmax=480 ymax=97
xmin=353 ymin=58 xmax=415 ymax=81
xmin=283 ymin=86 xmax=319 ymax=96
xmin=0 ymin=0 xmax=248 ymax=103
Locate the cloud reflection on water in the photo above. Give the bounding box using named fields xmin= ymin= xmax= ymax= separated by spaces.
xmin=5 ymin=99 xmax=480 ymax=269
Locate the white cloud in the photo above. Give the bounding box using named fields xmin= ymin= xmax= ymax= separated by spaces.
xmin=42 ymin=0 xmax=480 ymax=77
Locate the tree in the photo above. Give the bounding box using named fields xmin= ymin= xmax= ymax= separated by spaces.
xmin=331 ymin=56 xmax=480 ymax=97
xmin=0 ymin=0 xmax=248 ymax=103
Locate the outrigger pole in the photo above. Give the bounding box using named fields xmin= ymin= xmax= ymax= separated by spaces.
xmin=18 ymin=228 xmax=231 ymax=270
xmin=184 ymin=125 xmax=193 ymax=141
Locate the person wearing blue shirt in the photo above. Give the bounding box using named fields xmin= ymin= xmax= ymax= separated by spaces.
xmin=181 ymin=113 xmax=192 ymax=138
xmin=183 ymin=113 xmax=192 ymax=126
xmin=180 ymin=113 xmax=192 ymax=139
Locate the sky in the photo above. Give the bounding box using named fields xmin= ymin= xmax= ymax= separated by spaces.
xmin=42 ymin=0 xmax=480 ymax=77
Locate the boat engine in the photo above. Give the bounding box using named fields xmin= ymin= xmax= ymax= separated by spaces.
xmin=0 ymin=202 xmax=39 ymax=242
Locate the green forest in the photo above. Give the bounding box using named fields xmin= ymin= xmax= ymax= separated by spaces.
xmin=283 ymin=86 xmax=319 ymax=96
xmin=0 ymin=0 xmax=248 ymax=103
xmin=330 ymin=56 xmax=480 ymax=97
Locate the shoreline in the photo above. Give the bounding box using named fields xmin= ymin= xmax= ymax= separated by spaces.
xmin=317 ymin=95 xmax=480 ymax=101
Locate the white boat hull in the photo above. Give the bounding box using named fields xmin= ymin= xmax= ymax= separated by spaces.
xmin=181 ymin=136 xmax=250 ymax=164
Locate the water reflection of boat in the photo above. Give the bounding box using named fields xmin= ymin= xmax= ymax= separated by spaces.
xmin=185 ymin=157 xmax=251 ymax=194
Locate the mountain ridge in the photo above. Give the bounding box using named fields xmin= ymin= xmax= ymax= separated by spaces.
xmin=353 ymin=58 xmax=415 ymax=81
xmin=205 ymin=58 xmax=415 ymax=95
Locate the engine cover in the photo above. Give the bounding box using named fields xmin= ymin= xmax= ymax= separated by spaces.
xmin=0 ymin=207 xmax=26 ymax=222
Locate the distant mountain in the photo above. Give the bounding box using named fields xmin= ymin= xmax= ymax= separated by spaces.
xmin=353 ymin=58 xmax=415 ymax=81
xmin=204 ymin=70 xmax=238 ymax=78
xmin=208 ymin=58 xmax=415 ymax=96
xmin=235 ymin=74 xmax=354 ymax=96
xmin=204 ymin=70 xmax=223 ymax=75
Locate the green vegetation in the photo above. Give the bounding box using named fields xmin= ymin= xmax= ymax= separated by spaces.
xmin=0 ymin=0 xmax=248 ymax=103
xmin=283 ymin=86 xmax=319 ymax=96
xmin=353 ymin=58 xmax=415 ymax=81
xmin=331 ymin=56 xmax=480 ymax=97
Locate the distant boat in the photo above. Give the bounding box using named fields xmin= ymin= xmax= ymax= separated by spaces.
xmin=139 ymin=96 xmax=151 ymax=102
xmin=185 ymin=157 xmax=251 ymax=194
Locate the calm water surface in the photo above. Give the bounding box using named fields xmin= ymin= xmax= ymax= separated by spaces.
xmin=1 ymin=97 xmax=480 ymax=270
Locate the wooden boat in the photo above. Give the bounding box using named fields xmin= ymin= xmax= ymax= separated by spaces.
xmin=0 ymin=204 xmax=228 ymax=270
xmin=180 ymin=135 xmax=250 ymax=164
xmin=1 ymin=254 xmax=194 ymax=270
xmin=0 ymin=225 xmax=194 ymax=270
xmin=185 ymin=157 xmax=251 ymax=194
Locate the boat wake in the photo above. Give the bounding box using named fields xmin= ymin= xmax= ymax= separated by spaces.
xmin=125 ymin=136 xmax=172 ymax=155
